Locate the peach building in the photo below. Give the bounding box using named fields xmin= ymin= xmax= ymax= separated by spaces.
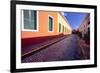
xmin=21 ymin=10 xmax=72 ymax=48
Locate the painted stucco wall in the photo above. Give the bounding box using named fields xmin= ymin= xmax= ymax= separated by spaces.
xmin=22 ymin=11 xmax=58 ymax=38
xmin=78 ymin=14 xmax=90 ymax=38
xmin=22 ymin=11 xmax=72 ymax=39
xmin=58 ymin=12 xmax=72 ymax=34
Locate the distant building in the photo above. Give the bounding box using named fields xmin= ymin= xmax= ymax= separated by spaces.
xmin=78 ymin=14 xmax=90 ymax=38
xmin=21 ymin=10 xmax=72 ymax=48
xmin=72 ymin=29 xmax=77 ymax=34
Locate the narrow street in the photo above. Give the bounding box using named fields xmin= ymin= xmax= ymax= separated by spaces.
xmin=22 ymin=34 xmax=82 ymax=63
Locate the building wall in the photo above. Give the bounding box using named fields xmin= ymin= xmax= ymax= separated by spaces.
xmin=21 ymin=10 xmax=72 ymax=48
xmin=58 ymin=12 xmax=72 ymax=34
xmin=22 ymin=11 xmax=72 ymax=39
xmin=78 ymin=14 xmax=90 ymax=38
xmin=22 ymin=11 xmax=58 ymax=39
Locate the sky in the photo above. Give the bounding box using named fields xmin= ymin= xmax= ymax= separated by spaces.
xmin=64 ymin=12 xmax=87 ymax=30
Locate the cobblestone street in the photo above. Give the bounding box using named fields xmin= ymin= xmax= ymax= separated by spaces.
xmin=22 ymin=34 xmax=84 ymax=63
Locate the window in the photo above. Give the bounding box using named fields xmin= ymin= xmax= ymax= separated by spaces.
xmin=23 ymin=10 xmax=37 ymax=30
xmin=84 ymin=25 xmax=85 ymax=28
xmin=88 ymin=27 xmax=90 ymax=32
xmin=88 ymin=21 xmax=90 ymax=25
xmin=59 ymin=23 xmax=61 ymax=32
xmin=84 ymin=29 xmax=85 ymax=32
xmin=63 ymin=25 xmax=64 ymax=32
xmin=65 ymin=28 xmax=67 ymax=32
xmin=62 ymin=25 xmax=63 ymax=32
xmin=49 ymin=16 xmax=53 ymax=31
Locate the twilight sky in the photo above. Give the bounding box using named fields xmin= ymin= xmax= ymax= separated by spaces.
xmin=64 ymin=12 xmax=87 ymax=30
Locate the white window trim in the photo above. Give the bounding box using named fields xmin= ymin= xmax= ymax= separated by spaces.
xmin=57 ymin=14 xmax=59 ymax=33
xmin=48 ymin=15 xmax=54 ymax=32
xmin=22 ymin=10 xmax=39 ymax=32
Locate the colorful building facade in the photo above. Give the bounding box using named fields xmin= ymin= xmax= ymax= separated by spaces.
xmin=58 ymin=12 xmax=72 ymax=34
xmin=78 ymin=14 xmax=90 ymax=38
xmin=21 ymin=10 xmax=72 ymax=48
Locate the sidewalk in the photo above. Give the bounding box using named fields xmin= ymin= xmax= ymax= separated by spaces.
xmin=22 ymin=35 xmax=69 ymax=58
xmin=78 ymin=37 xmax=90 ymax=59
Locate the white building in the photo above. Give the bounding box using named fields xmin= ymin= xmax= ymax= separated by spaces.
xmin=78 ymin=14 xmax=90 ymax=38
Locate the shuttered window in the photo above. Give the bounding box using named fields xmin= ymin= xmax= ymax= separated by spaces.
xmin=49 ymin=16 xmax=53 ymax=31
xmin=59 ymin=23 xmax=61 ymax=32
xmin=23 ymin=10 xmax=37 ymax=30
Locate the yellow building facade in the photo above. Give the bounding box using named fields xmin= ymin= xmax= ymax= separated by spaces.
xmin=58 ymin=12 xmax=72 ymax=35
